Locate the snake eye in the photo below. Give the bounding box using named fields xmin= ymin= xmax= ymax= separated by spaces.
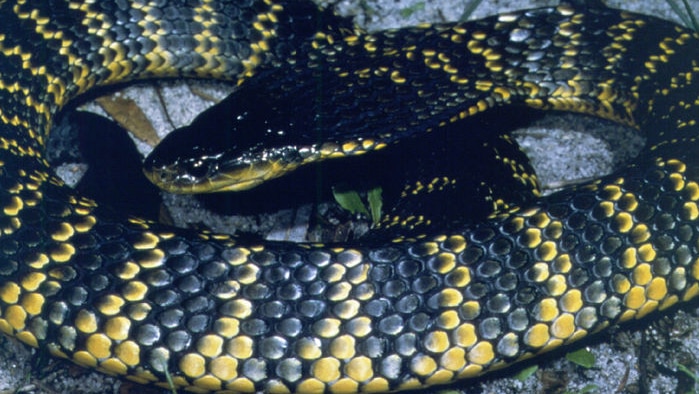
xmin=180 ymin=155 xmax=222 ymax=182
xmin=187 ymin=159 xmax=210 ymax=179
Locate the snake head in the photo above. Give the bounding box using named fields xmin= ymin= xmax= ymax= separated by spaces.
xmin=144 ymin=53 xmax=401 ymax=194
xmin=143 ymin=89 xmax=322 ymax=194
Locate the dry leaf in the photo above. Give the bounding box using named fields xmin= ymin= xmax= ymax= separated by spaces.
xmin=95 ymin=95 xmax=161 ymax=146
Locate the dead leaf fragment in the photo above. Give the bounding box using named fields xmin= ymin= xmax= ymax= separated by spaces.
xmin=96 ymin=95 xmax=161 ymax=146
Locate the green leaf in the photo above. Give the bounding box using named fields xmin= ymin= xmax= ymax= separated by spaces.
xmin=565 ymin=348 xmax=596 ymax=369
xmin=151 ymin=353 xmax=178 ymax=394
xmin=677 ymin=362 xmax=699 ymax=381
xmin=400 ymin=2 xmax=425 ymax=18
xmin=514 ymin=365 xmax=538 ymax=381
xmin=332 ymin=187 xmax=369 ymax=216
xmin=367 ymin=187 xmax=383 ymax=224
xmin=666 ymin=0 xmax=699 ymax=31
xmin=460 ymin=0 xmax=485 ymax=21
xmin=681 ymin=0 xmax=699 ymax=32
xmin=579 ymin=384 xmax=600 ymax=393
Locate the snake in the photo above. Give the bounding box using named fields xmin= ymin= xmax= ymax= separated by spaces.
xmin=0 ymin=0 xmax=698 ymax=392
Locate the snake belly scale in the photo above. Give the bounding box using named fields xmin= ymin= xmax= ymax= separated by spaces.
xmin=0 ymin=0 xmax=699 ymax=392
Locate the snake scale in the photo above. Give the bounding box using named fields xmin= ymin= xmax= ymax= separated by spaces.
xmin=0 ymin=0 xmax=698 ymax=392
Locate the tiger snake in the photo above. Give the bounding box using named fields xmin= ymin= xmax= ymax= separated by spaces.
xmin=0 ymin=0 xmax=698 ymax=392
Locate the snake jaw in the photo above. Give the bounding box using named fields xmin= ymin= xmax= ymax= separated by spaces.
xmin=144 ymin=145 xmax=316 ymax=193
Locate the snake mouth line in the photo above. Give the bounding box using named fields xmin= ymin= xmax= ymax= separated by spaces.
xmin=143 ymin=139 xmax=389 ymax=194
xmin=143 ymin=144 xmax=316 ymax=193
xmin=143 ymin=159 xmax=304 ymax=193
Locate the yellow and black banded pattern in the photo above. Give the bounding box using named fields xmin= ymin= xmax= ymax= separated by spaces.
xmin=0 ymin=1 xmax=698 ymax=393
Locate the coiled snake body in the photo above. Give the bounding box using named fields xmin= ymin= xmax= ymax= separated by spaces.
xmin=0 ymin=0 xmax=697 ymax=392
